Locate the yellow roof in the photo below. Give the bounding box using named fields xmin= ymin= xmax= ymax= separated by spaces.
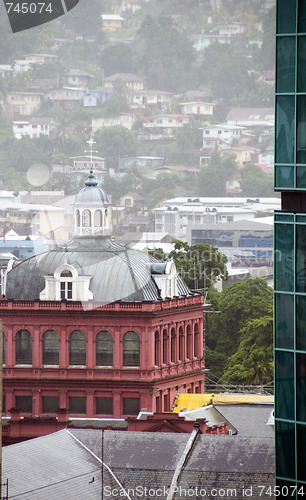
xmin=173 ymin=393 xmax=274 ymax=413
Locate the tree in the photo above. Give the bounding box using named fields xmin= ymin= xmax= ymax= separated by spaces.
xmin=149 ymin=240 xmax=227 ymax=290
xmin=239 ymin=162 xmax=274 ymax=197
xmin=134 ymin=15 xmax=196 ymax=91
xmin=198 ymin=150 xmax=238 ymax=196
xmin=94 ymin=126 xmax=138 ymax=170
xmin=222 ymin=315 xmax=273 ymax=385
xmin=169 ymin=240 xmax=228 ymax=289
xmin=100 ymin=44 xmax=137 ymax=77
xmin=205 ymin=278 xmax=273 ymax=379
xmin=258 ymin=5 xmax=276 ymax=71
xmin=170 ymin=123 xmax=203 ymax=165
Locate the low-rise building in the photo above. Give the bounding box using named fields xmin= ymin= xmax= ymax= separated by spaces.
xmin=6 ymin=91 xmax=42 ymax=117
xmin=128 ymin=89 xmax=173 ymax=111
xmin=92 ymin=113 xmax=137 ymax=132
xmin=101 ymin=14 xmax=124 ymax=30
xmin=202 ymin=124 xmax=245 ymax=147
xmin=226 ymin=107 xmax=274 ymax=128
xmin=12 ymin=117 xmax=55 ymax=139
xmin=64 ymin=69 xmax=94 ymax=88
xmin=155 ymin=197 xmax=280 ymax=240
xmin=142 ymin=114 xmax=190 ymax=135
xmin=180 ymin=101 xmax=214 ymax=117
xmin=49 ymin=87 xmax=84 ymax=109
xmin=187 ymin=218 xmax=274 ymax=266
xmin=104 ymin=73 xmax=145 ymax=92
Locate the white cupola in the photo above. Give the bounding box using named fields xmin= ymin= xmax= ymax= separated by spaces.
xmin=73 ymin=139 xmax=112 ymax=236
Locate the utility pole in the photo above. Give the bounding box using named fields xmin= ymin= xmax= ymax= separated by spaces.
xmin=101 ymin=429 xmax=104 ymax=500
xmin=0 ymin=320 xmax=3 ymax=500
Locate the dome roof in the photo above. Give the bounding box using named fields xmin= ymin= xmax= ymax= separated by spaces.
xmin=5 ymin=235 xmax=190 ymax=303
xmin=74 ymin=170 xmax=110 ymax=206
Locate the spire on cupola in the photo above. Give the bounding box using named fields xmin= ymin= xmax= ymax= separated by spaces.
xmin=85 ymin=137 xmax=98 ymax=187
xmin=73 ymin=138 xmax=112 ymax=236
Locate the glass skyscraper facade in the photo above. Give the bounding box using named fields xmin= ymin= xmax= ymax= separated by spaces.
xmin=275 ymin=0 xmax=306 ymax=491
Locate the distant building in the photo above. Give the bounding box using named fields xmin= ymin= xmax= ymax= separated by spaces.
xmin=6 ymin=91 xmax=42 ymax=117
xmin=91 ymin=113 xmax=137 ymax=132
xmin=179 ymin=101 xmax=214 ymax=117
xmin=226 ymin=107 xmax=274 ymax=128
xmin=101 ymin=14 xmax=124 ymax=31
xmin=187 ymin=218 xmax=274 ymax=267
xmin=155 ymin=197 xmax=280 ymax=240
xmin=48 ymin=87 xmax=84 ymax=109
xmin=104 ymin=73 xmax=145 ymax=91
xmin=64 ymin=69 xmax=94 ymax=88
xmin=12 ymin=117 xmax=55 ymax=139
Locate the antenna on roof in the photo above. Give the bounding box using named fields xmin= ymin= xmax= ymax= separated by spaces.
xmin=84 ymin=137 xmax=99 ymax=187
xmin=85 ymin=137 xmax=98 ymax=175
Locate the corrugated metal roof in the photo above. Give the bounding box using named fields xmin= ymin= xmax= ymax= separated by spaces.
xmin=6 ymin=235 xmax=190 ymax=303
xmin=173 ymin=393 xmax=274 ymax=413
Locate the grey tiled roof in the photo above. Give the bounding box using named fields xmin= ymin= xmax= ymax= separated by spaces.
xmin=214 ymin=404 xmax=274 ymax=437
xmin=2 ymin=428 xmax=274 ymax=500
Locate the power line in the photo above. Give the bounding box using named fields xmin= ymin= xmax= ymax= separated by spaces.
xmin=7 ymin=468 xmax=101 ymax=499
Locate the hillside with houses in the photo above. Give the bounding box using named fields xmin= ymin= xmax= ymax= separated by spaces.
xmin=0 ymin=0 xmax=275 ymax=205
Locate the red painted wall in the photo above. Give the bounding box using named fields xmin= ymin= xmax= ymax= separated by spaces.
xmin=1 ymin=296 xmax=206 ymax=434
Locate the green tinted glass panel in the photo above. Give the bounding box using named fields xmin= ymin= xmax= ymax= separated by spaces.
xmin=275 ymin=294 xmax=294 ymax=349
xmin=275 ymin=223 xmax=294 ymax=292
xmin=297 ymin=295 xmax=306 ymax=350
xmin=297 ymin=96 xmax=306 ymax=164
xmin=276 ymin=420 xmax=296 ymax=480
xmin=296 ymin=225 xmax=306 ymax=292
xmin=275 ymin=166 xmax=294 ymax=189
xmin=299 ymin=0 xmax=306 ymax=33
xmin=275 ymin=213 xmax=294 ymax=222
xmin=297 ymin=354 xmax=306 ymax=422
xmin=296 ymin=215 xmax=306 ymax=222
xmin=298 ymin=37 xmax=306 ymax=91
xmin=277 ymin=37 xmax=296 ymax=92
xmin=277 ymin=0 xmax=296 ymax=33
xmin=297 ymin=167 xmax=306 ymax=188
xmin=275 ymin=350 xmax=295 ymax=420
xmin=297 ymin=424 xmax=306 ymax=480
xmin=276 ymin=96 xmax=295 ymax=164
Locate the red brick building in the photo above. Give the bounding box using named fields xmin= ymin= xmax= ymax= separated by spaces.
xmin=1 ymin=170 xmax=205 ymax=429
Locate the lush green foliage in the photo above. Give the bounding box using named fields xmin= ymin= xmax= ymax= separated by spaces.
xmin=198 ymin=150 xmax=238 ymax=196
xmin=205 ymin=278 xmax=273 ymax=383
xmin=222 ymin=315 xmax=273 ymax=385
xmin=239 ymin=163 xmax=274 ymax=197
xmin=150 ymin=240 xmax=228 ymax=290
xmin=134 ymin=15 xmax=196 ymax=91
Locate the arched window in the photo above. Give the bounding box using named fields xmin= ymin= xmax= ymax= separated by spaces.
xmin=194 ymin=323 xmax=199 ymax=358
xmin=16 ymin=329 xmax=32 ymax=364
xmin=60 ymin=270 xmax=73 ymax=300
xmin=43 ymin=330 xmax=59 ymax=365
xmin=94 ymin=209 xmax=102 ymax=227
xmin=171 ymin=328 xmax=176 ymax=363
xmin=179 ymin=327 xmax=184 ymax=362
xmin=69 ymin=330 xmax=86 ymax=365
xmin=162 ymin=329 xmax=168 ymax=365
xmin=96 ymin=331 xmax=113 ymax=366
xmin=3 ymin=333 xmax=5 ymax=365
xmin=123 ymin=331 xmax=140 ymax=367
xmin=154 ymin=331 xmax=160 ymax=366
xmin=187 ymin=325 xmax=192 ymax=360
xmin=82 ymin=209 xmax=91 ymax=227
